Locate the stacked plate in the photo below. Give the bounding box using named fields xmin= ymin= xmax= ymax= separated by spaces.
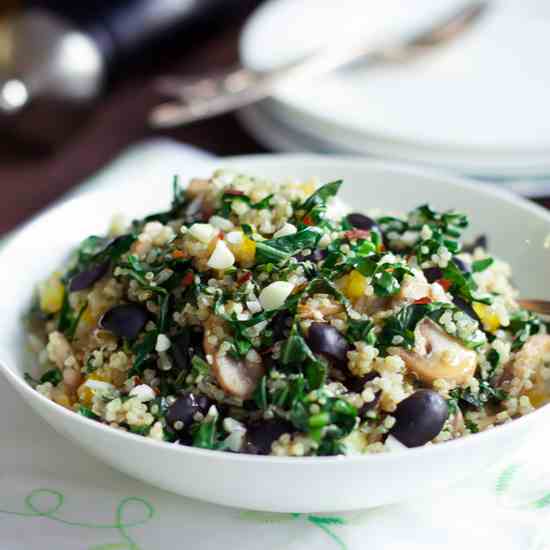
xmin=238 ymin=0 xmax=550 ymax=196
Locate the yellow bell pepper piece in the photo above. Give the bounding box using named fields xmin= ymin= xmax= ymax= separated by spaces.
xmin=39 ymin=272 xmax=65 ymax=314
xmin=344 ymin=270 xmax=367 ymax=300
xmin=473 ymin=303 xmax=500 ymax=332
xmin=229 ymin=233 xmax=256 ymax=267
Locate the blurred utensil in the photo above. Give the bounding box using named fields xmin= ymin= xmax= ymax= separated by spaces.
xmin=150 ymin=1 xmax=489 ymax=129
xmin=518 ymin=299 xmax=550 ymax=317
xmin=0 ymin=0 xmax=243 ymax=149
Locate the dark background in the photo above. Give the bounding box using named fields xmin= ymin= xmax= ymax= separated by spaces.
xmin=1 ymin=0 xmax=548 ymax=237
xmin=0 ymin=2 xmax=264 ymax=236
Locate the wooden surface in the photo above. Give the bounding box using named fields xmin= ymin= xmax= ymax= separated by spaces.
xmin=0 ymin=1 xmax=549 ymax=236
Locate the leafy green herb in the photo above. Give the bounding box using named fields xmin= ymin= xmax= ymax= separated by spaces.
xmin=78 ymin=405 xmax=99 ymax=420
xmin=346 ymin=319 xmax=377 ymax=346
xmin=472 ymin=258 xmax=494 ymax=273
xmin=380 ymin=301 xmax=485 ymax=350
xmin=353 ymin=258 xmax=412 ymax=297
xmin=241 ymin=223 xmax=253 ymax=236
xmin=255 ymin=227 xmax=323 ymax=265
xmin=442 ymin=259 xmax=492 ymax=305
xmin=379 ymin=303 xmax=435 ymax=349
xmin=465 ymin=419 xmax=479 ymax=433
xmin=118 ymin=256 xmax=168 ymax=295
xmin=298 ymin=180 xmax=342 ymax=224
xmin=487 ymin=348 xmax=500 ymax=370
xmin=66 ymin=301 xmax=88 ymax=341
xmin=253 ymin=376 xmax=268 ymax=409
xmin=450 ymin=381 xmax=507 ymax=410
xmin=508 ymin=309 xmax=545 ymax=351
xmin=158 ymin=294 xmax=171 ymax=334
xmin=219 ymin=192 xmax=273 ymax=218
xmin=130 ymin=425 xmax=151 ymax=436
xmin=289 ymin=392 xmax=357 ymax=451
xmin=409 ymin=204 xmax=468 ymax=236
xmin=128 ymin=330 xmax=158 ymax=376
xmin=191 ymin=355 xmax=210 ymax=377
xmin=39 ymin=368 xmax=62 ymax=386
xmin=57 ymin=287 xmax=72 ymax=333
xmin=305 ymin=359 xmax=328 ymax=390
xmin=254 ymin=242 xmax=290 ymax=265
xmin=192 ymin=418 xmax=218 ymax=449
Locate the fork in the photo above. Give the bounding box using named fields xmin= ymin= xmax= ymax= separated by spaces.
xmin=150 ymin=1 xmax=489 ymax=128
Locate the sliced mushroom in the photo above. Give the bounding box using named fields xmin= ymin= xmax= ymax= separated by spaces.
xmin=389 ymin=318 xmax=477 ymax=386
xmin=203 ymin=317 xmax=264 ymax=399
xmin=498 ymin=334 xmax=550 ymax=397
xmin=354 ymin=295 xmax=390 ymax=316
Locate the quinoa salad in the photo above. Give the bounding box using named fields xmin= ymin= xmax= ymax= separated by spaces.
xmin=26 ymin=171 xmax=550 ymax=456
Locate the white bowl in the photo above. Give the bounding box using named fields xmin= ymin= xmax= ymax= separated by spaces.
xmin=2 ymin=155 xmax=550 ymax=513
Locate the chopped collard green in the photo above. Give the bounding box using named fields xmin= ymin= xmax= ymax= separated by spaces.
xmin=26 ymin=170 xmax=550 ymax=456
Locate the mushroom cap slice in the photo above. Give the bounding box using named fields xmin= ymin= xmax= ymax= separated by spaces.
xmin=389 ymin=318 xmax=477 ymax=386
xmin=212 ymin=351 xmax=264 ymax=399
xmin=204 ymin=317 xmax=264 ymax=399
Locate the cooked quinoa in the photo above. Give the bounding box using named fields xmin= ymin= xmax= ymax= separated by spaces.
xmin=25 ymin=171 xmax=550 ymax=455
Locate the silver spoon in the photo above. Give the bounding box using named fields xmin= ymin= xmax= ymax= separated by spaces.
xmin=150 ymin=1 xmax=489 ymax=129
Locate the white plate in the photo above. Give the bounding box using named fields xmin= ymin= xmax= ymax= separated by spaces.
xmin=2 ymin=154 xmax=550 ymax=513
xmin=239 ymin=104 xmax=550 ymax=195
xmin=240 ymin=0 xmax=550 ymax=170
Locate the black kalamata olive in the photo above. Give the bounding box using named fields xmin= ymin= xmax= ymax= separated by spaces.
xmin=463 ymin=234 xmax=488 ymax=254
xmin=270 ymin=311 xmax=292 ymax=343
xmin=423 ymin=267 xmax=443 ymax=283
xmin=453 ymin=296 xmax=481 ymax=324
xmin=306 ymin=323 xmax=350 ymax=366
xmin=390 ymin=389 xmax=449 ymax=448
xmin=69 ymin=260 xmax=110 ymax=292
xmin=99 ymin=304 xmax=148 ymax=340
xmin=245 ymin=418 xmax=294 ymax=455
xmin=166 ymin=393 xmax=210 ymax=431
xmin=452 ymin=258 xmax=470 ymax=273
xmin=347 ymin=213 xmax=378 ymax=231
xmin=170 ymin=331 xmax=190 ymax=371
xmin=177 ymin=432 xmax=194 ymax=446
xmin=171 ymin=329 xmax=202 ymax=372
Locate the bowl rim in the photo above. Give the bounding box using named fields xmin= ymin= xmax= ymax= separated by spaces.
xmin=3 ymin=152 xmax=550 ymax=465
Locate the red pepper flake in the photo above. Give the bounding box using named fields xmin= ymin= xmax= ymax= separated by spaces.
xmin=303 ymin=215 xmax=314 ymax=226
xmin=181 ymin=271 xmax=194 ymax=288
xmin=237 ymin=271 xmax=252 ymax=285
xmin=344 ymin=229 xmax=371 ymax=240
xmin=225 ymin=189 xmax=244 ymax=196
xmin=435 ymin=278 xmax=452 ymax=291
xmin=171 ymin=250 xmax=186 ymax=259
xmin=413 ymin=297 xmax=432 ymax=305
